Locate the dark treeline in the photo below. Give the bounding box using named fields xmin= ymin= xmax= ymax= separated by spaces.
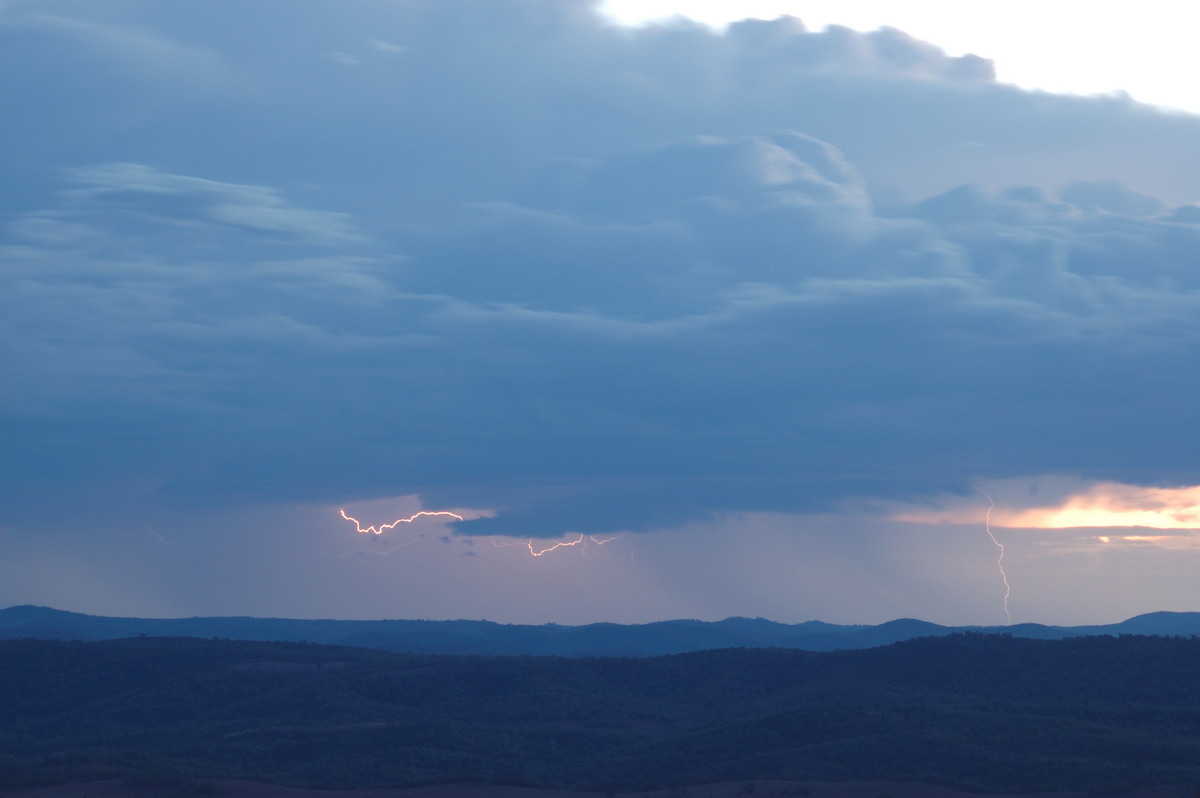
xmin=2 ymin=633 xmax=1199 ymax=793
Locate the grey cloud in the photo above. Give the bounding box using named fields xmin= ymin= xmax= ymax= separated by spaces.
xmin=547 ymin=132 xmax=869 ymax=216
xmin=6 ymin=0 xmax=1197 ymax=221
xmin=722 ymin=19 xmax=994 ymax=82
xmin=8 ymin=138 xmax=1200 ymax=535
xmin=1 ymin=12 xmax=235 ymax=90
xmin=1058 ymin=180 xmax=1169 ymax=216
xmin=3 ymin=1 xmax=1200 ymax=540
xmin=1 ymin=165 xmax=386 ymax=433
xmin=60 ymin=163 xmax=362 ymax=244
xmin=1170 ymin=205 xmax=1200 ymax=224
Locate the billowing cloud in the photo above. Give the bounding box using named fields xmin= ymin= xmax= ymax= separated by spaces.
xmin=2 ymin=0 xmax=1200 ymax=621
xmin=8 ymin=131 xmax=1200 ymax=538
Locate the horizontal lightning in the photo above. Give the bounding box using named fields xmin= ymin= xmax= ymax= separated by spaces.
xmin=489 ymin=533 xmax=621 ymax=557
xmin=339 ymin=507 xmax=464 ymax=535
xmin=338 ymin=507 xmax=620 ymax=558
xmin=525 ymin=534 xmax=620 ymax=557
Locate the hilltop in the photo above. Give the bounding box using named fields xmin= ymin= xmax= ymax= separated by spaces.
xmin=3 ymin=605 xmax=1198 ymax=656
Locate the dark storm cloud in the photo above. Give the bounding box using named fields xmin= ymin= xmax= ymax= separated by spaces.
xmin=6 ymin=0 xmax=1196 ymax=213
xmin=3 ymin=0 xmax=1199 ymax=537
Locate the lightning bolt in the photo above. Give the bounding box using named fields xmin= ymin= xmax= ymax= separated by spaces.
xmin=492 ymin=534 xmax=622 ymax=557
xmin=339 ymin=507 xmax=621 ymax=559
xmin=975 ymin=487 xmax=1012 ymax=626
xmin=339 ymin=507 xmax=464 ymax=536
xmin=528 ymin=534 xmax=620 ymax=557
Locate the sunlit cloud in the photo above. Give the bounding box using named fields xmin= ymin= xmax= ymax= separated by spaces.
xmin=1003 ymin=484 xmax=1200 ymax=529
xmin=893 ymin=480 xmax=1200 ymax=530
xmin=1096 ymin=535 xmax=1171 ymax=544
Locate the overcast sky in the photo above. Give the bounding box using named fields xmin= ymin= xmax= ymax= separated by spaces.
xmin=2 ymin=0 xmax=1199 ymax=627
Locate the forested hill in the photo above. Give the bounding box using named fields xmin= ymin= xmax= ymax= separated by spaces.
xmin=2 ymin=633 xmax=1199 ymax=793
xmin=3 ymin=604 xmax=1199 ymax=655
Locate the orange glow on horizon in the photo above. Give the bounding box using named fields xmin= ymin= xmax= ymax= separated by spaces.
xmin=1096 ymin=534 xmax=1171 ymax=544
xmin=1002 ymin=484 xmax=1200 ymax=529
xmin=894 ymin=482 xmax=1200 ymax=531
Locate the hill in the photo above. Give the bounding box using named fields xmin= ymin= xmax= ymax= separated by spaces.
xmin=2 ymin=634 xmax=1199 ymax=793
xmin=4 ymin=605 xmax=1199 ymax=656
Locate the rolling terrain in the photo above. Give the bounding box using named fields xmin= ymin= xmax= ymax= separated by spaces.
xmin=3 ymin=633 xmax=1199 ymax=794
xmin=4 ymin=605 xmax=1199 ymax=656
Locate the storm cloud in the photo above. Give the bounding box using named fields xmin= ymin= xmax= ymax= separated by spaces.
xmin=2 ymin=1 xmax=1199 ymax=619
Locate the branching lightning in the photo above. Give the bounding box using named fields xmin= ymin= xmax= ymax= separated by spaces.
xmin=493 ymin=533 xmax=622 ymax=557
xmin=975 ymin=487 xmax=1012 ymax=625
xmin=528 ymin=534 xmax=620 ymax=557
xmin=337 ymin=508 xmax=619 ymax=560
xmin=339 ymin=508 xmax=464 ymax=536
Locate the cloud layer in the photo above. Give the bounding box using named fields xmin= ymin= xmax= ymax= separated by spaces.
xmin=3 ymin=0 xmax=1200 ymax=549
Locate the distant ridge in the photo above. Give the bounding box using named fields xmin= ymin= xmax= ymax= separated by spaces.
xmin=1 ymin=604 xmax=1197 ymax=656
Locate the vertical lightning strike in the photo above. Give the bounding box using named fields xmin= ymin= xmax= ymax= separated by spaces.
xmin=339 ymin=508 xmax=464 ymax=536
xmin=975 ymin=487 xmax=1012 ymax=626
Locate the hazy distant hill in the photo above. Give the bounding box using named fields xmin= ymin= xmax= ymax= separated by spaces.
xmin=2 ymin=634 xmax=1199 ymax=793
xmin=2 ymin=605 xmax=1198 ymax=655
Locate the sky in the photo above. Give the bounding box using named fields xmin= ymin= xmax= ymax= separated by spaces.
xmin=2 ymin=0 xmax=1199 ymax=628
